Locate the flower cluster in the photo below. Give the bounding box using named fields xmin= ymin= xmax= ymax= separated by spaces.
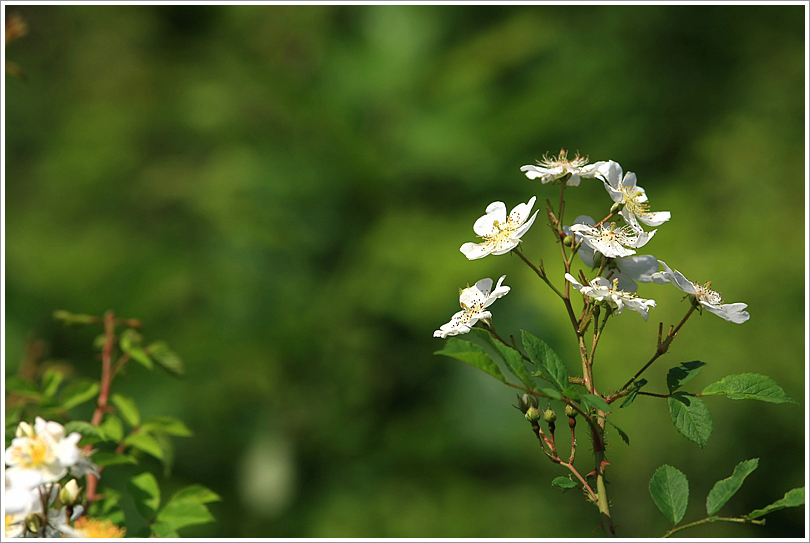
xmin=3 ymin=418 xmax=117 ymax=539
xmin=434 ymin=150 xmax=749 ymax=341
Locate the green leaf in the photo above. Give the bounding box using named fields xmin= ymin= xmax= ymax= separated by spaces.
xmin=668 ymin=392 xmax=713 ymax=449
xmin=551 ymin=476 xmax=579 ymax=492
xmin=746 ymin=487 xmax=805 ymax=520
xmin=128 ymin=472 xmax=161 ymax=520
xmin=171 ymin=485 xmax=221 ymax=504
xmin=666 ymin=361 xmax=707 ymax=394
xmin=620 ymin=379 xmax=647 ymax=408
xmin=92 ymin=451 xmax=138 ymax=467
xmin=60 ymin=379 xmax=100 ymax=410
xmin=470 ymin=328 xmax=535 ymax=390
xmin=124 ymin=432 xmax=164 ymax=461
xmin=706 ymin=458 xmax=759 ymax=516
xmin=522 ymin=331 xmax=569 ymax=391
xmin=4 ymin=376 xmax=41 ymax=399
xmin=151 ymin=523 xmax=180 ymax=538
xmin=701 ymin=373 xmax=795 ymax=404
xmin=580 ymin=393 xmax=611 ymax=414
xmin=100 ymin=414 xmax=124 ymax=443
xmin=53 ymin=310 xmax=98 ymax=325
xmin=140 ymin=416 xmax=193 ymax=437
xmin=147 ymin=341 xmax=185 ymax=377
xmin=540 ymin=388 xmax=563 ymax=400
xmin=603 ymin=416 xmax=630 ymax=446
xmin=435 ymin=339 xmax=507 ymax=383
xmin=120 ymin=329 xmax=153 ymax=370
xmin=111 ymin=393 xmax=141 ymax=427
xmin=153 ymin=432 xmax=175 ymax=476
xmin=41 ymin=369 xmax=64 ymax=397
xmin=156 ymin=499 xmax=215 ymax=530
xmin=63 ymin=421 xmax=107 ymax=443
xmin=562 ymin=386 xmax=580 ymax=401
xmin=649 ymin=465 xmax=689 ymax=525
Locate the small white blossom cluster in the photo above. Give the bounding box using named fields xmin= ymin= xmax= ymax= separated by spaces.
xmin=434 ymin=150 xmax=749 ymax=338
xmin=4 ymin=417 xmax=101 ymax=538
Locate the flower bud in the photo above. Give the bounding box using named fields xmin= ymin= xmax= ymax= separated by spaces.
xmin=525 ymin=406 xmax=541 ymax=422
xmin=25 ymin=513 xmax=42 ymax=534
xmin=543 ymin=408 xmax=557 ymax=423
xmin=16 ymin=421 xmax=34 ymax=438
xmin=562 ymin=235 xmax=573 ymax=247
xmin=60 ymin=479 xmax=82 ymax=506
xmin=564 ymin=405 xmax=577 ymax=418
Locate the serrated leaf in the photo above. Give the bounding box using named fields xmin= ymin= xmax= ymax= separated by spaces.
xmin=156 ymin=499 xmax=215 ymax=530
xmin=140 ymin=416 xmax=193 ymax=437
xmin=706 ymin=458 xmax=759 ymax=516
xmin=111 ymin=393 xmax=141 ymax=427
xmin=702 ymin=373 xmax=795 ymax=404
xmin=470 ymin=328 xmax=536 ymax=390
xmin=128 ymin=472 xmax=161 ymax=520
xmin=552 ymin=476 xmax=579 ymax=492
xmin=124 ymin=432 xmax=164 ymax=461
xmin=435 ymin=339 xmax=507 ymax=383
xmin=620 ymin=378 xmax=648 ymax=408
xmin=147 ymin=341 xmax=185 ymax=377
xmin=171 ymin=485 xmax=221 ymax=504
xmin=522 ymin=331 xmax=569 ymax=391
xmin=60 ymin=379 xmax=100 ymax=410
xmin=649 ymin=465 xmax=689 ymax=525
xmin=746 ymin=487 xmax=805 ymax=520
xmin=601 ymin=416 xmax=630 ymax=445
xmin=100 ymin=414 xmax=124 ymax=443
xmin=580 ymin=393 xmax=611 ymax=414
xmin=4 ymin=376 xmax=41 ymax=399
xmin=666 ymin=361 xmax=706 ymax=394
xmin=92 ymin=451 xmax=138 ymax=467
xmin=41 ymin=369 xmax=64 ymax=397
xmin=668 ymin=392 xmax=713 ymax=449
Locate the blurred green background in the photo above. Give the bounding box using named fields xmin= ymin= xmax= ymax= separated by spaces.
xmin=4 ymin=4 xmax=806 ymax=538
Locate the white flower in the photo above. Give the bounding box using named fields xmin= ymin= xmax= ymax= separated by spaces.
xmin=520 ymin=149 xmax=598 ymax=186
xmin=650 ymin=260 xmax=750 ymax=323
xmin=434 ymin=276 xmax=510 ymax=338
xmin=460 ymin=197 xmax=539 ymax=260
xmin=565 ymin=215 xmax=660 ymax=291
xmin=4 ymin=418 xmax=90 ymax=489
xmin=565 ymin=273 xmax=656 ymax=321
xmin=569 ymin=220 xmax=656 ymax=259
xmin=594 ymin=160 xmax=671 ymax=232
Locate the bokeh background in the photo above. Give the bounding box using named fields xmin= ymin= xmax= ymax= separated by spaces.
xmin=4 ymin=3 xmax=806 ymax=538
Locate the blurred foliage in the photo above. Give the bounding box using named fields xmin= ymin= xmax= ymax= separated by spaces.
xmin=4 ymin=4 xmax=806 ymax=538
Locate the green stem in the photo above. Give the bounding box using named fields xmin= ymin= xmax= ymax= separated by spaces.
xmin=662 ymin=516 xmax=766 ymax=538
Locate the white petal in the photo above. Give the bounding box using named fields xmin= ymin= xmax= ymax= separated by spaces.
xmin=603 ymin=181 xmax=624 ymax=204
xmin=578 ymin=240 xmax=596 ymax=268
xmin=485 ymin=275 xmax=510 ymax=306
xmin=490 ymin=238 xmax=520 ymax=255
xmin=604 ymin=269 xmax=638 ymax=292
xmin=622 ymin=172 xmax=638 ymax=189
xmin=514 ymin=209 xmax=539 ymax=238
xmin=594 ymin=160 xmax=622 ymax=186
xmin=460 ymin=242 xmax=492 ymax=260
xmin=616 ymin=255 xmax=659 ymax=282
xmin=703 ymin=302 xmax=750 ymax=324
xmin=509 ymin=196 xmax=537 ymax=226
xmin=630 ymin=229 xmax=656 ymax=249
xmin=472 ymin=278 xmax=494 ymax=297
xmin=639 ymin=211 xmax=671 ymax=226
xmin=566 ymin=174 xmax=581 ymax=186
xmin=473 ymin=203 xmax=505 ymax=236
